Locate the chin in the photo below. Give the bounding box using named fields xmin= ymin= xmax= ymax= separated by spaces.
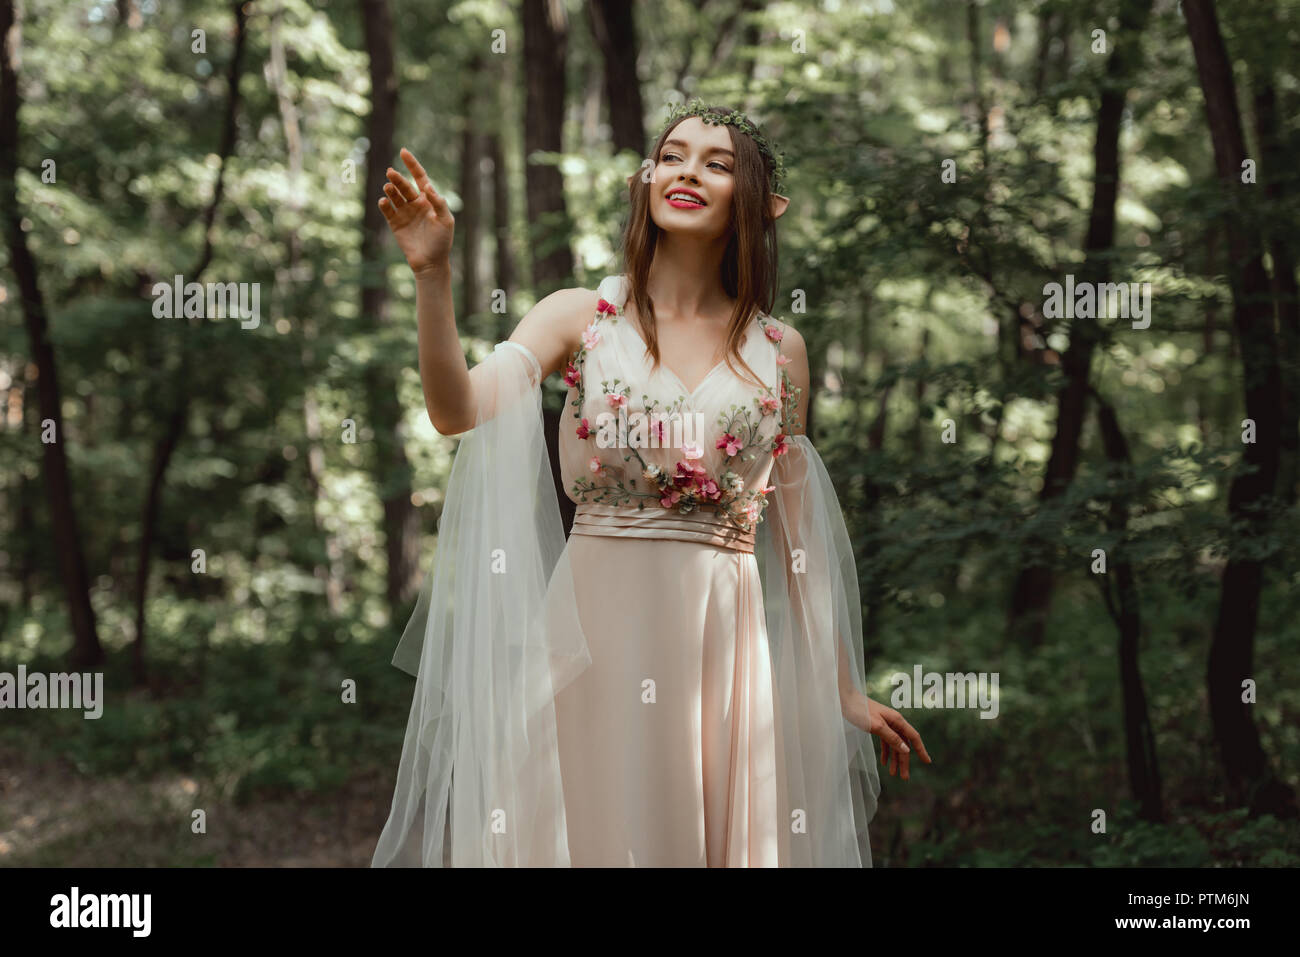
xmin=651 ymin=206 xmax=727 ymax=239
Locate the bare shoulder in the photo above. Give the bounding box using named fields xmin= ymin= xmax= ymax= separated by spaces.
xmin=507 ymin=286 xmax=602 ymax=380
xmin=769 ymin=317 xmax=808 ymax=375
xmin=775 ymin=320 xmax=807 ymax=359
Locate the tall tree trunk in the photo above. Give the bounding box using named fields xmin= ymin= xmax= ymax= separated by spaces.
xmin=360 ymin=0 xmax=420 ymax=610
xmin=270 ymin=4 xmax=343 ymax=613
xmin=1090 ymin=386 xmax=1162 ymax=822
xmin=0 ymin=0 xmax=102 ymax=667
xmin=487 ymin=130 xmax=516 ymax=338
xmin=522 ymin=0 xmax=574 ymax=294
xmin=1007 ymin=0 xmax=1153 ymax=648
xmin=1183 ymin=0 xmax=1295 ymax=818
xmin=523 ymin=0 xmax=576 ymax=536
xmin=1250 ymin=78 xmax=1299 ymax=506
xmin=130 ymin=0 xmax=248 ymax=684
xmin=587 ymin=0 xmax=644 ymax=156
xmin=457 ymin=54 xmax=484 ymax=337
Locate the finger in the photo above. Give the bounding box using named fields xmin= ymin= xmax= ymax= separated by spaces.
xmin=385 ymin=183 xmax=411 ymax=208
xmin=424 ymin=181 xmax=449 ymax=218
xmin=386 ymin=167 xmax=419 ymax=202
xmin=378 ymin=197 xmax=396 ymax=222
xmin=401 ymin=147 xmax=432 ymax=190
xmin=892 ymin=714 xmax=932 ymax=764
xmin=899 ymin=748 xmax=911 ymax=781
xmin=888 ymin=747 xmax=898 ymax=777
xmin=880 ymin=723 xmax=909 ymax=758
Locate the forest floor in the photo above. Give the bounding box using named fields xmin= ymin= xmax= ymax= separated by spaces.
xmin=0 ymin=744 xmax=391 ymax=867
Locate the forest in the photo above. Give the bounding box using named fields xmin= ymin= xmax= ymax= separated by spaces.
xmin=0 ymin=0 xmax=1297 ymax=866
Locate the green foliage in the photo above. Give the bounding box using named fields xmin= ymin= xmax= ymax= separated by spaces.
xmin=2 ymin=0 xmax=1298 ymax=865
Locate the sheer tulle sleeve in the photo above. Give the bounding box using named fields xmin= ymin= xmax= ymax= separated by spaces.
xmin=756 ymin=433 xmax=881 ymax=866
xmin=372 ymin=340 xmax=591 ymax=867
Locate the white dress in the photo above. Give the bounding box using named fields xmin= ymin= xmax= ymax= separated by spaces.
xmin=372 ymin=274 xmax=879 ymax=867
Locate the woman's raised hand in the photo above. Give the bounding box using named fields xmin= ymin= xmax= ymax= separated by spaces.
xmin=378 ymin=147 xmax=454 ymax=275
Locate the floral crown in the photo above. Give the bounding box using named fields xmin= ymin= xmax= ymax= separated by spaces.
xmin=658 ymin=97 xmax=788 ymax=195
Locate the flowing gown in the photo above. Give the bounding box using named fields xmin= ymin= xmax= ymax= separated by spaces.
xmin=372 ymin=274 xmax=880 ymax=867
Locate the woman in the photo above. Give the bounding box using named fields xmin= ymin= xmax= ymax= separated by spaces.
xmin=371 ymin=101 xmax=930 ymax=867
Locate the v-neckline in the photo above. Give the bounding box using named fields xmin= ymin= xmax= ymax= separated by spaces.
xmin=621 ymin=312 xmax=751 ymax=399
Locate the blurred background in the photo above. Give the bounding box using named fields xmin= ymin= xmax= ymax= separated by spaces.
xmin=1 ymin=0 xmax=1297 ymax=866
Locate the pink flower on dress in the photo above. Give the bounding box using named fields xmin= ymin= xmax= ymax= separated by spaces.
xmin=651 ymin=419 xmax=666 ymax=444
xmin=682 ymin=441 xmax=703 ymax=460
xmin=659 ymin=488 xmax=682 ymax=508
xmin=563 ymin=362 xmax=581 ymax=387
xmin=606 ymin=392 xmax=628 ymax=409
xmin=743 ymin=499 xmax=762 ymax=524
xmin=673 ymin=460 xmax=705 ymax=487
xmin=716 ymin=432 xmax=742 ymax=456
xmin=772 ymin=433 xmax=788 ymax=457
xmin=698 ymin=478 xmax=722 ymax=502
xmin=758 ymin=395 xmax=779 ymax=416
xmin=764 ymin=323 xmax=784 ymax=343
xmin=582 ymin=322 xmax=602 ymax=350
xmin=762 ymin=484 xmax=776 ymax=495
xmin=776 ymin=353 xmax=790 ymax=366
xmin=588 ymin=456 xmax=603 ymax=473
xmin=576 ymin=417 xmax=591 ymax=439
xmin=596 ymin=298 xmax=618 ymax=315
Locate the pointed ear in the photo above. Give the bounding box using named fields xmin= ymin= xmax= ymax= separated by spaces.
xmin=770 ymin=193 xmax=790 ymax=219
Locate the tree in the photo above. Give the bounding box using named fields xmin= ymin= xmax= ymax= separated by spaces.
xmin=360 ymin=0 xmax=420 ymax=609
xmin=1183 ymin=0 xmax=1295 ymax=818
xmin=1007 ymin=0 xmax=1155 ymax=647
xmin=587 ymin=0 xmax=645 ymax=157
xmin=0 ymin=0 xmax=102 ymax=667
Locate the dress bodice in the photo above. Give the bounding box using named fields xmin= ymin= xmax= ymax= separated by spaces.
xmin=558 ymin=274 xmax=797 ymax=548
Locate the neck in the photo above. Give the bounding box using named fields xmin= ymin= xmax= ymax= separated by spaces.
xmin=643 ymin=231 xmax=732 ymax=320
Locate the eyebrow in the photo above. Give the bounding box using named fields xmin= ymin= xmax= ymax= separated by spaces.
xmin=662 ymin=138 xmax=735 ymax=158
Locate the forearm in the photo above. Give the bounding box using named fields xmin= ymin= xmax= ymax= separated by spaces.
xmin=414 ymin=263 xmax=473 ymax=433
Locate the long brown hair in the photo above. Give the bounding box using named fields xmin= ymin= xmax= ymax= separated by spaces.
xmin=620 ymin=105 xmax=781 ymax=390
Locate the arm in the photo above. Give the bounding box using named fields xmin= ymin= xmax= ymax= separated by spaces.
xmin=378 ymin=147 xmax=595 ymax=435
xmin=420 ymin=276 xmax=595 ymax=435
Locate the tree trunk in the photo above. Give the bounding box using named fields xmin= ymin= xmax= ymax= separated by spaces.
xmin=522 ymin=0 xmax=574 ymax=293
xmin=130 ymin=0 xmax=248 ymax=683
xmin=587 ymin=0 xmax=644 ymax=156
xmin=1007 ymin=0 xmax=1153 ymax=648
xmin=360 ymin=0 xmax=421 ymax=610
xmin=1250 ymin=78 xmax=1299 ymax=506
xmin=457 ymin=53 xmax=485 ymax=336
xmin=1183 ymin=0 xmax=1295 ymax=818
xmin=487 ymin=130 xmax=516 ymax=338
xmin=0 ymin=0 xmax=102 ymax=667
xmin=1090 ymin=386 xmax=1162 ymax=822
xmin=270 ymin=4 xmax=343 ymax=614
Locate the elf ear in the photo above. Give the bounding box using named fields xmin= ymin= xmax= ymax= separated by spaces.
xmin=770 ymin=193 xmax=790 ymax=220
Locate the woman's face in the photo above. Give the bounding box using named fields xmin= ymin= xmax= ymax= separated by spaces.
xmin=649 ymin=116 xmax=736 ymax=241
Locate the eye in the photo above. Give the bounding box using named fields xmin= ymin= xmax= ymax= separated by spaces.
xmin=661 ymin=151 xmax=680 ymax=162
xmin=707 ymin=161 xmax=730 ymax=172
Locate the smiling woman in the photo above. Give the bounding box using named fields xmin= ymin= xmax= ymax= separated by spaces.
xmin=370 ymin=99 xmax=930 ymax=868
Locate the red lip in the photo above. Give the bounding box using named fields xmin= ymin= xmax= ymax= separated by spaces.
xmin=665 ymin=187 xmax=706 ymax=208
